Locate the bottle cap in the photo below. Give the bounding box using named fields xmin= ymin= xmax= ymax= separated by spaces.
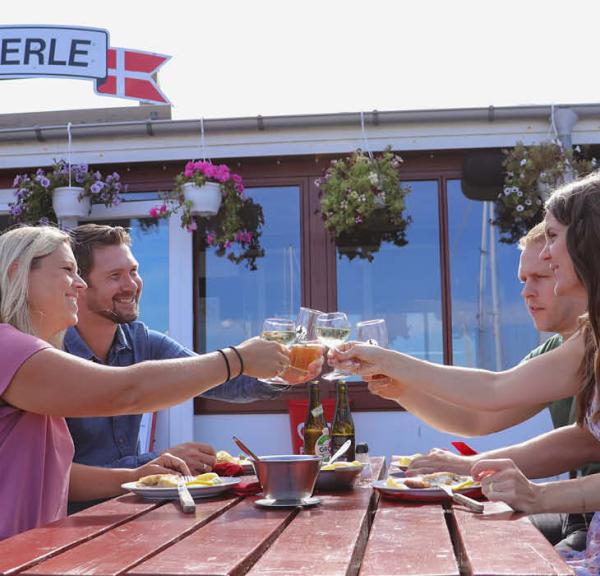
xmin=356 ymin=442 xmax=369 ymax=454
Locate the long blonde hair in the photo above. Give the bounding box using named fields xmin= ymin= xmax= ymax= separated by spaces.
xmin=0 ymin=225 xmax=71 ymax=346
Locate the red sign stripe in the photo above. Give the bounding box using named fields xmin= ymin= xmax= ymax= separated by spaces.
xmin=124 ymin=51 xmax=166 ymax=73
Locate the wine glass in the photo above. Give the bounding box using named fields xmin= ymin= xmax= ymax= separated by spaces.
xmin=295 ymin=307 xmax=323 ymax=341
xmin=315 ymin=312 xmax=352 ymax=381
xmin=356 ymin=318 xmax=388 ymax=380
xmin=260 ymin=317 xmax=296 ymax=384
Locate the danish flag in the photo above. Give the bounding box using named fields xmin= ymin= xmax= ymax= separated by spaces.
xmin=95 ymin=47 xmax=171 ymax=105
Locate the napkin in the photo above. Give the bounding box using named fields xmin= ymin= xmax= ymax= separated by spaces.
xmin=232 ymin=480 xmax=262 ymax=497
xmin=213 ymin=462 xmax=244 ymax=477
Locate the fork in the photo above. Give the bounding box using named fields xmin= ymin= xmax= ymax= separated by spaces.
xmin=176 ymin=477 xmax=196 ymax=514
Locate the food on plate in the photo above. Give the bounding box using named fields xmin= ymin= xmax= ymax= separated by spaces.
xmin=216 ymin=450 xmax=251 ymax=466
xmin=137 ymin=472 xmax=223 ymax=488
xmin=137 ymin=474 xmax=179 ymax=488
xmin=320 ymin=460 xmax=363 ymax=471
xmin=386 ymin=472 xmax=476 ymax=491
xmin=392 ymin=454 xmax=423 ymax=468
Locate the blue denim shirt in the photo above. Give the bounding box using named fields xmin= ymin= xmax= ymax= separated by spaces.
xmin=64 ymin=322 xmax=284 ymax=468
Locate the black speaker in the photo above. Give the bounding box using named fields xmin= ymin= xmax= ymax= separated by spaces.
xmin=461 ymin=149 xmax=505 ymax=201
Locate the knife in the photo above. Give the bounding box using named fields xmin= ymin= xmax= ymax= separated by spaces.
xmin=439 ymin=483 xmax=484 ymax=514
xmin=177 ymin=477 xmax=196 ymax=514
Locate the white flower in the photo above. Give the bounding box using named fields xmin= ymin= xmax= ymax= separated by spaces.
xmin=503 ymin=187 xmax=512 ymax=196
xmin=575 ymin=146 xmax=581 ymax=153
xmin=525 ymin=199 xmax=532 ymax=205
xmin=520 ymin=159 xmax=527 ymax=167
xmin=516 ymin=190 xmax=523 ymax=197
xmin=368 ymin=172 xmax=379 ymax=185
xmin=516 ymin=205 xmax=524 ymax=212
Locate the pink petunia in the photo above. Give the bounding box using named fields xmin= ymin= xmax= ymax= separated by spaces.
xmin=149 ymin=207 xmax=159 ymax=218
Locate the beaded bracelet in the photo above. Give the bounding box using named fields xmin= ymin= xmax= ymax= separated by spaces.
xmin=228 ymin=346 xmax=244 ymax=377
xmin=216 ymin=349 xmax=231 ymax=383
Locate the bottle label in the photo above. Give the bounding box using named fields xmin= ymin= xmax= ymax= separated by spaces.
xmin=315 ymin=429 xmax=330 ymax=459
xmin=311 ymin=404 xmax=324 ymax=418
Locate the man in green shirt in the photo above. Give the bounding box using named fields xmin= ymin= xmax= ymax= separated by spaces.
xmin=405 ymin=222 xmax=591 ymax=551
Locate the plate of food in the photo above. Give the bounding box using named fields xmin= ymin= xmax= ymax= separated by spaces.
xmin=373 ymin=472 xmax=482 ymax=503
xmin=122 ymin=473 xmax=241 ymax=501
xmin=216 ymin=450 xmax=255 ymax=474
xmin=316 ymin=460 xmax=363 ymax=491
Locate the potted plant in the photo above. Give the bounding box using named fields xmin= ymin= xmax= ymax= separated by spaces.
xmin=10 ymin=160 xmax=124 ymax=224
xmin=317 ymin=147 xmax=411 ymax=261
xmin=149 ymin=161 xmax=265 ymax=270
xmin=494 ymin=141 xmax=597 ymax=244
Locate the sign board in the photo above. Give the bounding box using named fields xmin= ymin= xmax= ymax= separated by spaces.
xmin=0 ymin=25 xmax=171 ymax=104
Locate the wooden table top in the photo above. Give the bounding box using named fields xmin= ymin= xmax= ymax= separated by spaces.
xmin=0 ymin=457 xmax=573 ymax=576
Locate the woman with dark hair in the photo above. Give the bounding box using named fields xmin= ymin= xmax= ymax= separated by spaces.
xmin=330 ymin=172 xmax=600 ymax=572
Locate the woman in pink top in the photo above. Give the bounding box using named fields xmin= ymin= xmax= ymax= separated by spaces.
xmin=0 ymin=225 xmax=292 ymax=540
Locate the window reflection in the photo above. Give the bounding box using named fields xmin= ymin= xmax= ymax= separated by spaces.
xmin=98 ymin=218 xmax=170 ymax=334
xmin=447 ymin=179 xmax=540 ymax=369
xmin=200 ymin=186 xmax=301 ymax=352
xmin=337 ymin=181 xmax=443 ymax=362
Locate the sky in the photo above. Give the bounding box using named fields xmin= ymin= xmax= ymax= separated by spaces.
xmin=1 ymin=0 xmax=599 ymax=121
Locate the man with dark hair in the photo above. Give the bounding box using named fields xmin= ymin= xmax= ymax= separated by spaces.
xmin=65 ymin=224 xmax=316 ymax=491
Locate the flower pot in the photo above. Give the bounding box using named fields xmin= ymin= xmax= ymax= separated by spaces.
xmin=183 ymin=182 xmax=222 ymax=216
xmin=52 ymin=186 xmax=90 ymax=219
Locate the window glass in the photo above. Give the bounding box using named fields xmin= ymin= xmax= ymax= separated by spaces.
xmin=447 ymin=179 xmax=540 ymax=369
xmin=201 ymin=186 xmax=301 ymax=352
xmin=99 ymin=218 xmax=170 ymax=333
xmin=0 ymin=215 xmax=9 ymax=232
xmin=336 ymin=181 xmax=443 ymax=362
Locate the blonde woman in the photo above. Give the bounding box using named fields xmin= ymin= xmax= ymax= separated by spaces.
xmin=0 ymin=226 xmax=289 ymax=540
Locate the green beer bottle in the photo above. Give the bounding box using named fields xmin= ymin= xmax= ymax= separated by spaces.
xmin=303 ymin=382 xmax=330 ymax=459
xmin=330 ymin=381 xmax=355 ymax=461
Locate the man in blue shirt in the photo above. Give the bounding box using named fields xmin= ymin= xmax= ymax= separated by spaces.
xmin=65 ymin=224 xmax=317 ymax=479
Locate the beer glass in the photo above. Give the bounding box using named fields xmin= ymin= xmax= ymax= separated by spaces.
xmin=357 ymin=318 xmax=388 ymax=380
xmin=284 ymin=308 xmax=324 ymax=380
xmin=315 ymin=312 xmax=352 ymax=381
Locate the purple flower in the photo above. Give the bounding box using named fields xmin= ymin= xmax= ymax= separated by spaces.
xmin=90 ymin=181 xmax=105 ymax=194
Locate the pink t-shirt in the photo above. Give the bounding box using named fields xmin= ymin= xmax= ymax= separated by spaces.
xmin=0 ymin=324 xmax=74 ymax=540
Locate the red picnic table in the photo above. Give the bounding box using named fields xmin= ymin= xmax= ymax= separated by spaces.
xmin=0 ymin=457 xmax=573 ymax=576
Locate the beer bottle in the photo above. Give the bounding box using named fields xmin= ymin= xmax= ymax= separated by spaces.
xmin=330 ymin=381 xmax=355 ymax=461
xmin=303 ymin=382 xmax=330 ymax=459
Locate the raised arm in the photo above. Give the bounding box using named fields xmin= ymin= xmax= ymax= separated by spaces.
xmin=366 ymin=377 xmax=545 ymax=436
xmin=331 ymin=333 xmax=584 ymax=411
xmin=3 ymin=338 xmax=288 ymax=417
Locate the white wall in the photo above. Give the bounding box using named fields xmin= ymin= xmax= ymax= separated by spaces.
xmin=194 ymin=407 xmax=554 ymax=462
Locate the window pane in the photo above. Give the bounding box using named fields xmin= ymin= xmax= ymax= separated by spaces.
xmin=97 ymin=218 xmax=170 ymax=333
xmin=447 ymin=179 xmax=539 ymax=369
xmin=201 ymin=186 xmax=301 ymax=351
xmin=336 ymin=181 xmax=443 ymax=362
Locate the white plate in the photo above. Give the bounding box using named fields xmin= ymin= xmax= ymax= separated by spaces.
xmin=372 ymin=479 xmax=482 ymax=503
xmin=122 ymin=477 xmax=241 ymax=501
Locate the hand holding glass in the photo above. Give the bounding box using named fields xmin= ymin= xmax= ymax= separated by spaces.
xmin=356 ymin=319 xmax=389 ymax=380
xmin=261 ymin=318 xmax=295 ymax=384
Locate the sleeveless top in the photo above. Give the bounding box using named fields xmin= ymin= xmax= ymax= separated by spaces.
xmin=559 ymin=394 xmax=600 ymax=574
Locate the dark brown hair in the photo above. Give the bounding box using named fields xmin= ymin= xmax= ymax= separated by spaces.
xmin=545 ymin=171 xmax=600 ymax=424
xmin=71 ymin=224 xmax=131 ymax=281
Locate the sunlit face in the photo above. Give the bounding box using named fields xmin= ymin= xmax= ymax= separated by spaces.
xmin=27 ymin=242 xmax=87 ymax=338
xmin=78 ymin=244 xmax=143 ymax=324
xmin=540 ymin=212 xmax=586 ymax=299
xmin=519 ymin=241 xmax=586 ymax=336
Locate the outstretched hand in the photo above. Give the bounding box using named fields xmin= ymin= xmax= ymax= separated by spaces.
xmin=328 ymin=341 xmax=389 ymax=378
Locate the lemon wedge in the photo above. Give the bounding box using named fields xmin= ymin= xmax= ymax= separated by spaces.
xmin=385 ymin=477 xmax=408 ymax=489
xmin=451 ymin=478 xmax=476 ymax=491
xmin=320 ymin=460 xmax=362 ymax=471
xmin=393 ymin=453 xmax=422 ymax=468
xmin=186 ymin=472 xmax=222 ymax=486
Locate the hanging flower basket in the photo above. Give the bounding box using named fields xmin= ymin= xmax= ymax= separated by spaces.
xmin=149 ymin=160 xmax=265 ymax=270
xmin=317 ymin=147 xmax=411 ymax=261
xmin=182 ymin=181 xmax=222 ymax=216
xmin=52 ymin=186 xmax=90 ymax=219
xmin=9 ymin=160 xmax=124 ymax=226
xmin=493 ymin=141 xmax=597 ymax=244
